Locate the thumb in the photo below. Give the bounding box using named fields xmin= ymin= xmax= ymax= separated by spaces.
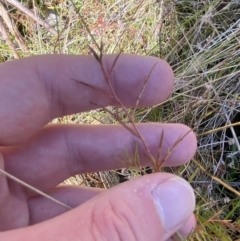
xmin=1 ymin=173 xmax=195 ymax=241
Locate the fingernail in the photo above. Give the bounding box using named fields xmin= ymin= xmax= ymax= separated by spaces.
xmin=151 ymin=177 xmax=195 ymax=231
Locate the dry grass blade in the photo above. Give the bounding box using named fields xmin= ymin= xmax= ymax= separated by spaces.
xmin=0 ymin=2 xmax=27 ymax=51
xmin=192 ymin=159 xmax=240 ymax=197
xmin=0 ymin=17 xmax=19 ymax=58
xmin=111 ymin=0 xmax=145 ymax=53
xmin=71 ymin=0 xmax=100 ymax=52
xmin=4 ymin=0 xmax=57 ymax=36
xmin=197 ymin=122 xmax=240 ymax=136
xmin=117 ymin=143 xmax=141 ymax=170
xmin=0 ymin=168 xmax=72 ymax=210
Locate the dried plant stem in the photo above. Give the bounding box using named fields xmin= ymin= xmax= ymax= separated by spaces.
xmin=111 ymin=0 xmax=145 ymax=53
xmin=69 ymin=7 xmax=167 ymax=171
xmin=133 ymin=62 xmax=158 ymax=116
xmin=192 ymin=158 xmax=240 ymax=197
xmin=75 ymin=48 xmax=190 ymax=172
xmin=71 ymin=0 xmax=100 ymax=52
xmin=197 ymin=122 xmax=240 ymax=136
xmin=161 ymin=130 xmax=192 ymax=163
xmin=0 ymin=2 xmax=27 ymax=51
xmin=98 ymin=52 xmax=158 ymax=167
xmin=72 ymin=78 xmax=113 ymax=98
xmin=0 ymin=168 xmax=72 ymax=210
xmin=156 ymin=130 xmax=165 ymax=171
xmin=0 ymin=17 xmax=19 ymax=59
xmin=4 ymin=0 xmax=58 ymax=36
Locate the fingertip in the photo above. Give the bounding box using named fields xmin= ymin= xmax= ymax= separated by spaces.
xmin=151 ymin=176 xmax=195 ymax=231
xmin=156 ymin=123 xmax=197 ymax=167
xmin=172 ymin=124 xmax=197 ymax=166
xmin=136 ymin=123 xmax=197 ymax=167
xmin=104 ymin=54 xmax=174 ymax=106
xmin=140 ymin=56 xmax=175 ymax=105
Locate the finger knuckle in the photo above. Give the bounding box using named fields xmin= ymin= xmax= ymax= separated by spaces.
xmin=90 ymin=199 xmax=141 ymax=241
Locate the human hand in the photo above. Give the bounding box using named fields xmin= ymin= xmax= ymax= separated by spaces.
xmin=0 ymin=54 xmax=197 ymax=241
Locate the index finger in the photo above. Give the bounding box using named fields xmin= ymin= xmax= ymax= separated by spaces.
xmin=0 ymin=54 xmax=174 ymax=145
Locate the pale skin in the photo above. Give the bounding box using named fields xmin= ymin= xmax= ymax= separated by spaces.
xmin=0 ymin=54 xmax=197 ymax=241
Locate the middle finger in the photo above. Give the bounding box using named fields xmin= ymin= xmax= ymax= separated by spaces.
xmin=2 ymin=123 xmax=197 ymax=196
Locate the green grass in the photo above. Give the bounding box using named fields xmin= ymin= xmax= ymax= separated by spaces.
xmin=1 ymin=0 xmax=240 ymax=240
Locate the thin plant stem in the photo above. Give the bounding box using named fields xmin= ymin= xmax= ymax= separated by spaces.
xmin=0 ymin=168 xmax=72 ymax=210
xmin=76 ymin=47 xmax=190 ymax=172
xmin=4 ymin=0 xmax=58 ymax=36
